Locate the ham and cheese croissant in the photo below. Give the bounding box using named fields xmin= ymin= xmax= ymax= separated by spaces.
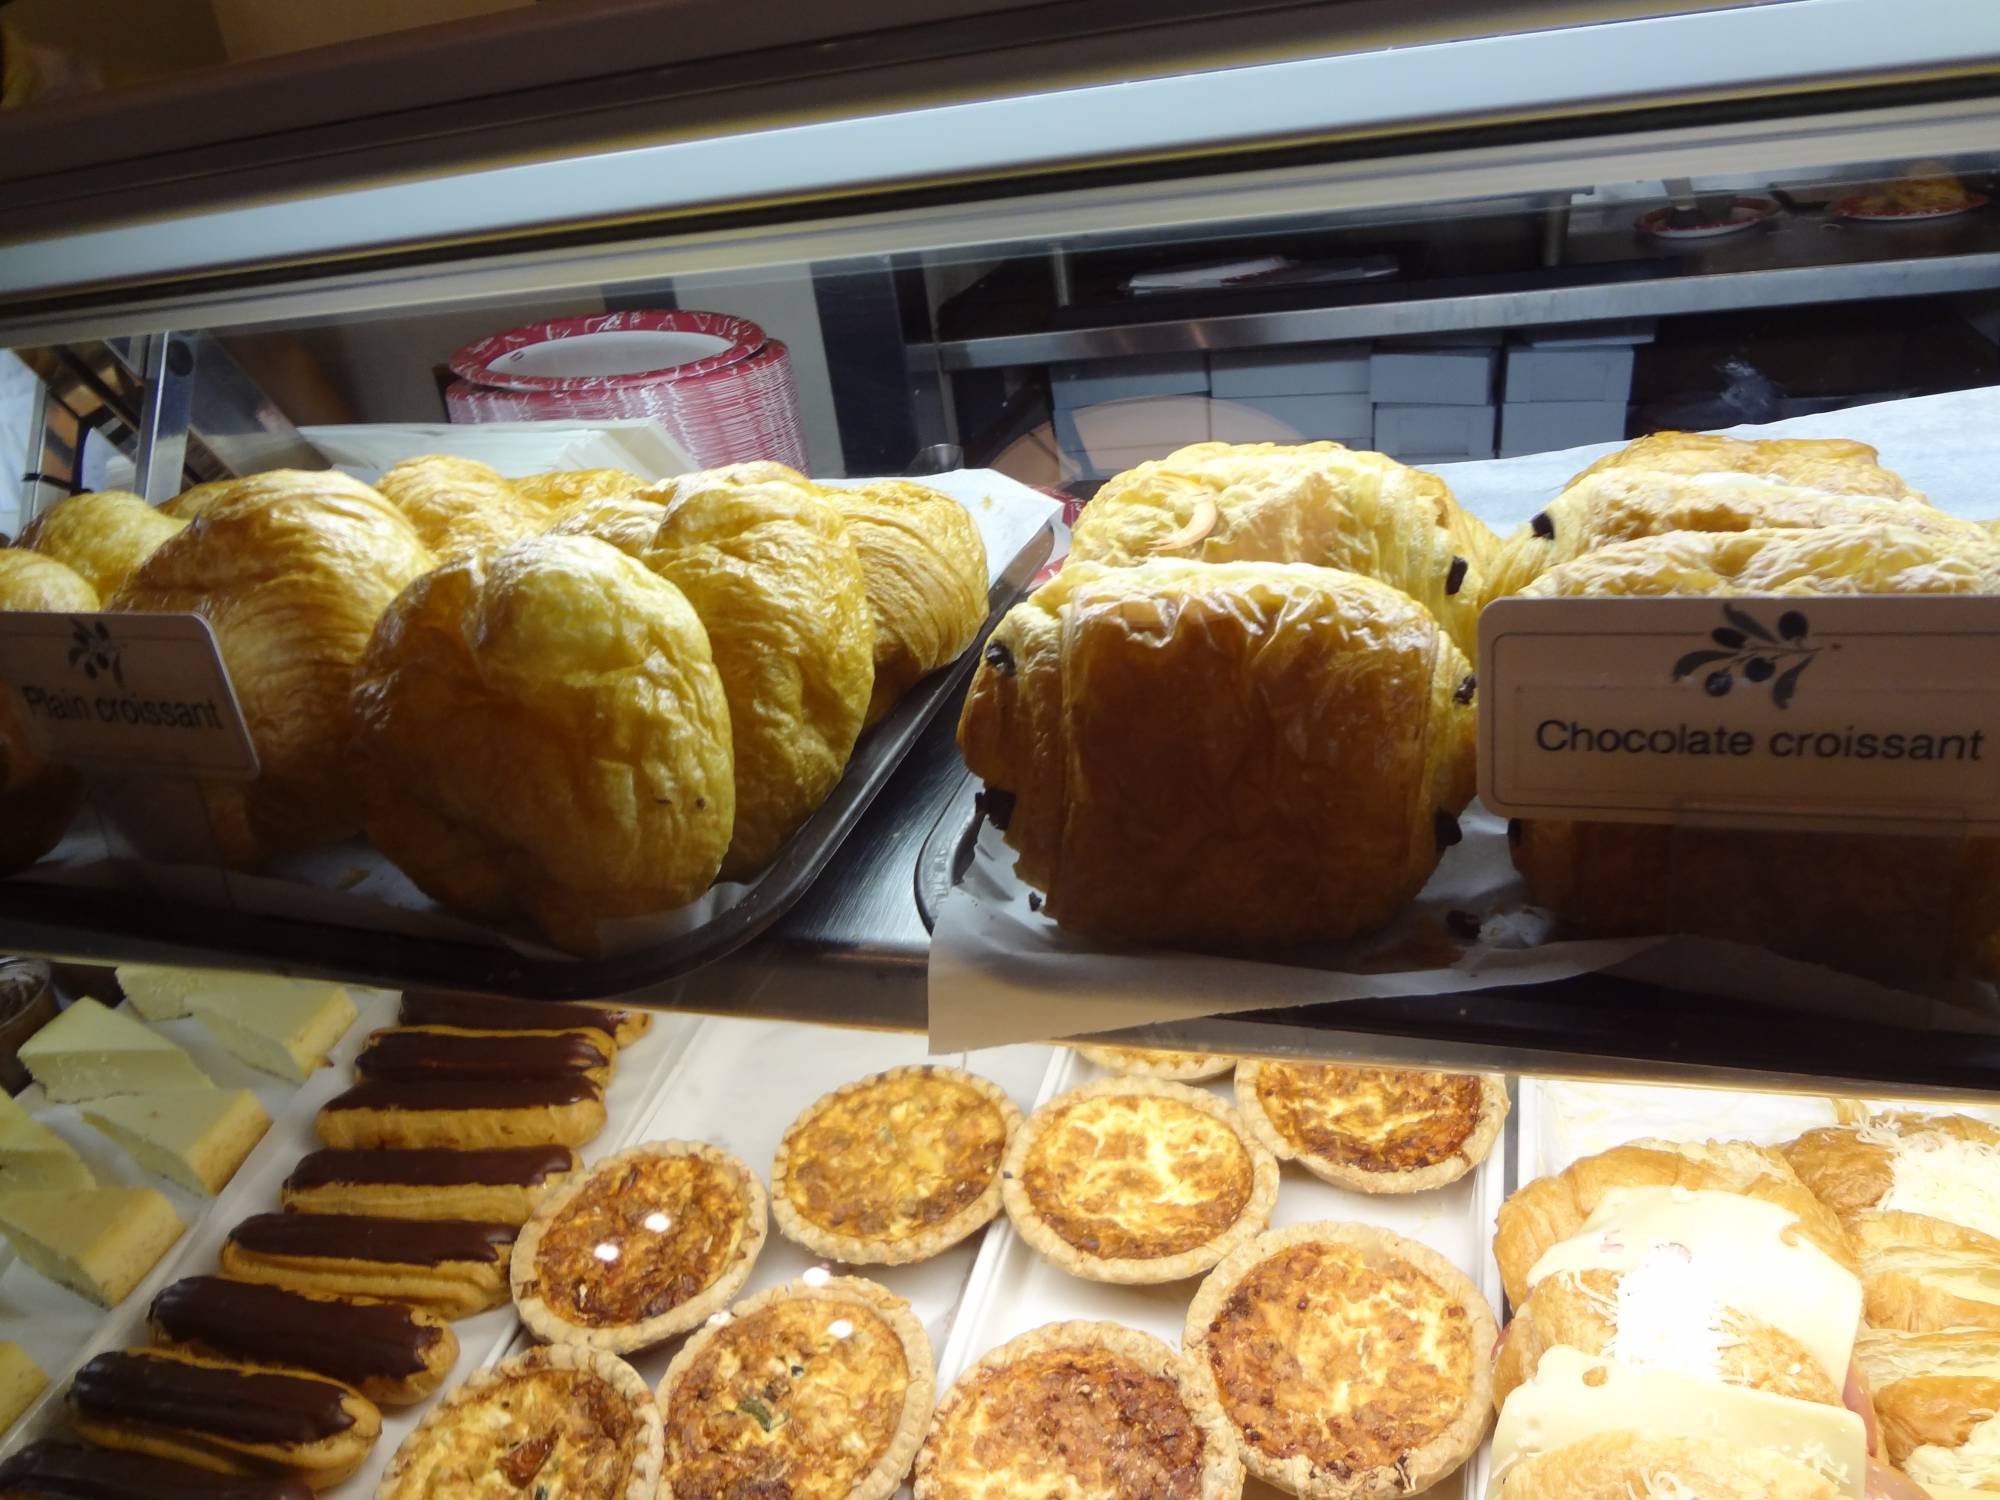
xmin=1068 ymin=441 xmax=1495 ymax=659
xmin=958 ymin=558 xmax=1476 ymax=947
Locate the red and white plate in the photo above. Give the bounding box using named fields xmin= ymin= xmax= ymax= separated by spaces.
xmin=1830 ymin=191 xmax=1988 ymax=223
xmin=1637 ymin=197 xmax=1780 ymax=240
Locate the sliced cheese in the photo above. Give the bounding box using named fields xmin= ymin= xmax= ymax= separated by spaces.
xmin=188 ymin=977 xmax=356 ymax=1082
xmin=15 ymin=997 xmax=212 ymax=1102
xmin=1490 ymin=1346 xmax=1869 ymax=1499
xmin=0 ymin=1341 xmax=46 ymax=1433
xmin=80 ymin=1088 xmax=270 ymax=1196
xmin=0 ymin=1185 xmax=183 ymax=1307
xmin=1528 ymin=1185 xmax=1862 ymax=1386
xmin=1902 ymin=1411 xmax=2000 ymax=1493
xmin=0 ymin=1088 xmax=92 ymax=1192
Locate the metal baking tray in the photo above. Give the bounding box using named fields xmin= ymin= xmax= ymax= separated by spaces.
xmin=933 ymin=1046 xmax=1511 ymax=1500
xmin=0 ymin=523 xmax=1053 ymax=1002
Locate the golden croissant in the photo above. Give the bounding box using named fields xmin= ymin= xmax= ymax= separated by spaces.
xmin=1511 ymin=524 xmax=2000 ymax=973
xmin=510 ymin=468 xmax=644 ymax=510
xmin=824 ymin=479 xmax=987 ymax=724
xmin=1494 ymin=1432 xmax=1844 ymax=1500
xmin=111 ymin=469 xmax=434 ymax=865
xmin=0 ymin=550 xmax=100 ymax=873
xmin=1567 ymin=430 xmax=1926 ymax=502
xmin=351 ymin=533 xmax=735 ymax=955
xmin=1857 ymin=1326 xmax=2000 ymax=1490
xmin=376 ymin=454 xmax=550 ymax=561
xmin=1069 ymin=440 xmax=1495 ymax=659
xmin=19 ymin=489 xmax=184 ymax=597
xmin=958 ymin=558 xmax=1477 ymax=947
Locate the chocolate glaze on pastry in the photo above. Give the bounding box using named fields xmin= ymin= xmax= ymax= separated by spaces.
xmin=228 ymin=1213 xmax=514 ymax=1267
xmin=151 ymin=1276 xmax=441 ymax=1382
xmin=70 ymin=1352 xmax=356 ymax=1446
xmin=399 ymin=990 xmax=636 ymax=1043
xmin=286 ymin=1145 xmax=576 ymax=1191
xmin=320 ymin=1076 xmax=599 ymax=1114
xmin=0 ymin=1440 xmax=315 ymax=1500
xmin=355 ymin=1029 xmax=608 ymax=1083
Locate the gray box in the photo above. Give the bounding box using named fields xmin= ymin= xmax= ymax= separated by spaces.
xmin=1499 ymin=400 xmax=1629 ymax=457
xmin=1373 ymin=403 xmax=1495 ymax=459
xmin=1369 ymin=349 xmax=1497 ymax=406
xmin=1051 ymin=355 xmax=1207 ymax=409
xmin=1209 ymin=344 xmax=1370 ymax=397
xmin=1503 ymin=346 xmax=1636 ymax=403
xmin=1210 ymin=392 xmax=1371 ymax=444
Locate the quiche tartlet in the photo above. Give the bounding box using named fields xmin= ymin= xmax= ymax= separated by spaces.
xmin=512 ymin=1141 xmax=766 ymax=1352
xmin=1234 ymin=1061 xmax=1506 ymax=1194
xmin=772 ymin=1066 xmax=1022 ymax=1264
xmin=375 ymin=1343 xmax=661 ymax=1500
xmin=1185 ymin=1221 xmax=1495 ymax=1499
xmin=1003 ymin=1077 xmax=1278 ymax=1284
xmin=1073 ymin=1045 xmax=1235 ymax=1082
xmin=913 ymin=1321 xmax=1243 ymax=1500
xmin=656 ymin=1276 xmax=933 ymax=1500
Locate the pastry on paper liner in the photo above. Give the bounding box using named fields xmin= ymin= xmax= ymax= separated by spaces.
xmin=958 ymin=558 xmax=1477 ymax=947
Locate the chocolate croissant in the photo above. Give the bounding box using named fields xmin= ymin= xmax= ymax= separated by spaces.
xmin=1067 ymin=441 xmax=1495 ymax=660
xmin=958 ymin=559 xmax=1476 ymax=947
xmin=1566 ymin=430 xmax=1926 ymax=501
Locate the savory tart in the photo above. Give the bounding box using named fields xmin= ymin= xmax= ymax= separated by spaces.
xmin=375 ymin=1343 xmax=661 ymax=1500
xmin=771 ymin=1066 xmax=1022 ymax=1265
xmin=657 ymin=1276 xmax=934 ymax=1500
xmin=1185 ymin=1221 xmax=1496 ymax=1499
xmin=1002 ymin=1077 xmax=1278 ymax=1283
xmin=913 ymin=1321 xmax=1243 ymax=1500
xmin=1073 ymin=1045 xmax=1234 ymax=1082
xmin=1234 ymin=1061 xmax=1506 ymax=1194
xmin=512 ymin=1141 xmax=766 ymax=1352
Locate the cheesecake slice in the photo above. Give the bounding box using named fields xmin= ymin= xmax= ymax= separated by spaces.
xmin=115 ymin=963 xmax=209 ymax=1021
xmin=0 ymin=1341 xmax=47 ymax=1432
xmin=188 ymin=978 xmax=357 ymax=1082
xmin=0 ymin=1088 xmax=93 ymax=1192
xmin=80 ymin=1089 xmax=270 ymax=1196
xmin=0 ymin=1185 xmax=183 ymax=1306
xmin=16 ymin=998 xmax=212 ymax=1102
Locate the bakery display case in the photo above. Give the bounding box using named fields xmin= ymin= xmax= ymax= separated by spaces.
xmin=5 ymin=3 xmax=2000 ymax=1495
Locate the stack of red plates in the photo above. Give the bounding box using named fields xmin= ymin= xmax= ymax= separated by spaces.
xmin=446 ymin=310 xmax=809 ymax=471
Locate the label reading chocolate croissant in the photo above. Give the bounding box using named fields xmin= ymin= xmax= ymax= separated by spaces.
xmin=1481 ymin=596 xmax=2000 ymax=832
xmin=0 ymin=612 xmax=257 ymax=777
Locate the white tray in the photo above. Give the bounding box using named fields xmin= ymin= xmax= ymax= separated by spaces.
xmin=933 ymin=1050 xmax=1510 ymax=1500
xmin=2 ymin=997 xmax=700 ymax=1499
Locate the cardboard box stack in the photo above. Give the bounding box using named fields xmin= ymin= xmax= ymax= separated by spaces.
xmin=1497 ymin=320 xmax=1651 ymax=457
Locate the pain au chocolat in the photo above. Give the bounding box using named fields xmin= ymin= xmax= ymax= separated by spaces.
xmin=149 ymin=1275 xmax=457 ymax=1406
xmin=282 ymin=1144 xmax=578 ymax=1224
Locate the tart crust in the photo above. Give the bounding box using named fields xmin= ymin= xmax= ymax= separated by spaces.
xmin=1002 ymin=1077 xmax=1278 ymax=1284
xmin=656 ymin=1276 xmax=934 ymax=1500
xmin=511 ymin=1140 xmax=766 ymax=1352
xmin=375 ymin=1342 xmax=662 ymax=1500
xmin=771 ymin=1066 xmax=1023 ymax=1265
xmin=1073 ymin=1045 xmax=1235 ymax=1082
xmin=1185 ymin=1220 xmax=1496 ymax=1499
xmin=1234 ymin=1061 xmax=1507 ymax=1194
xmin=913 ymin=1320 xmax=1243 ymax=1500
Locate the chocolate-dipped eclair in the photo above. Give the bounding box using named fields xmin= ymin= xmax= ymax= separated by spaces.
xmin=149 ymin=1276 xmax=457 ymax=1405
xmin=398 ymin=988 xmax=650 ymax=1047
xmin=281 ymin=1144 xmax=577 ymax=1225
xmin=66 ymin=1348 xmax=379 ymax=1492
xmin=0 ymin=1440 xmax=316 ymax=1500
xmin=217 ymin=1212 xmax=515 ymax=1320
xmin=313 ymin=1076 xmax=605 ymax=1151
xmin=354 ymin=1026 xmax=612 ymax=1087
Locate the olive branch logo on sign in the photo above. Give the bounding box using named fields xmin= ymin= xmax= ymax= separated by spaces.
xmin=1670 ymin=604 xmax=1821 ymax=708
xmin=66 ymin=618 xmax=124 ymax=687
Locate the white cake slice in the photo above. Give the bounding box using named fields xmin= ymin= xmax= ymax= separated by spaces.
xmin=0 ymin=1185 xmax=183 ymax=1306
xmin=115 ymin=963 xmax=209 ymax=1021
xmin=15 ymin=997 xmax=212 ymax=1102
xmin=0 ymin=1341 xmax=47 ymax=1432
xmin=80 ymin=1088 xmax=270 ymax=1196
xmin=188 ymin=977 xmax=356 ymax=1082
xmin=0 ymin=1089 xmax=93 ymax=1192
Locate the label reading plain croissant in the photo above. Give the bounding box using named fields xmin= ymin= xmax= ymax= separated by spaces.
xmin=1479 ymin=596 xmax=2000 ymax=833
xmin=0 ymin=610 xmax=257 ymax=777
